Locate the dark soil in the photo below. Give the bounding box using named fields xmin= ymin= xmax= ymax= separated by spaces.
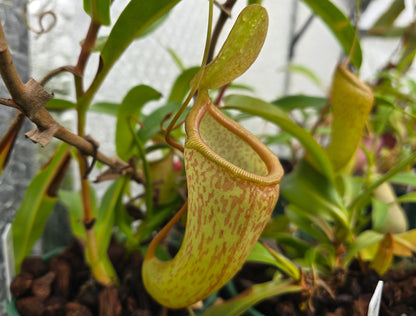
xmin=10 ymin=240 xmax=416 ymax=316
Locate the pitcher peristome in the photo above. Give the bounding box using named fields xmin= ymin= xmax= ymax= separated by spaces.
xmin=142 ymin=92 xmax=283 ymax=308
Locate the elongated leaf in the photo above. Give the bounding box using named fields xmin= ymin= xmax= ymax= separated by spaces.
xmin=197 ymin=4 xmax=268 ymax=90
xmin=201 ymin=278 xmax=302 ymax=316
xmin=224 ymin=94 xmax=334 ymax=180
xmin=59 ymin=190 xmax=86 ymax=242
xmin=44 ymin=99 xmax=76 ymax=111
xmin=137 ymin=102 xmax=187 ymax=143
xmin=0 ymin=113 xmax=24 ymax=177
xmin=134 ymin=202 xmax=179 ymax=243
xmin=83 ymin=0 xmax=111 ymax=25
xmin=343 ymin=230 xmax=384 ymax=265
xmin=389 ymin=172 xmax=416 ymax=187
xmin=326 ymin=65 xmax=374 ymax=172
xmin=349 ymin=151 xmax=416 ymax=211
xmin=90 ymin=102 xmax=119 ymax=116
xmin=369 ymin=0 xmax=405 ymax=36
xmin=168 ymin=67 xmax=200 ymax=103
xmin=281 ymin=160 xmax=348 ymax=228
xmin=396 ymin=192 xmax=416 ymax=203
xmin=370 ymin=233 xmax=394 ymax=275
xmin=247 ymin=242 xmax=300 ymax=280
xmin=12 ymin=144 xmax=71 ymax=272
xmin=272 ymin=94 xmax=327 ymax=112
xmin=116 ymin=85 xmax=161 ymax=161
xmin=285 ymin=64 xmax=323 ymax=88
xmin=301 ymin=0 xmax=362 ymax=69
xmin=285 ymin=205 xmax=334 ymax=244
xmin=95 ymin=177 xmax=128 ymax=256
xmin=59 ymin=188 xmax=98 ymax=243
xmin=100 ymin=0 xmax=180 ymax=75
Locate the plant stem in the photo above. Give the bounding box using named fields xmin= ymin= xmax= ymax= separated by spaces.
xmin=349 ymin=151 xmax=416 ymax=223
xmin=0 ymin=19 xmax=131 ymax=175
xmin=165 ymin=0 xmax=215 ymax=150
xmin=128 ymin=117 xmax=154 ymax=216
xmin=208 ymin=0 xmax=238 ymax=63
xmin=73 ymin=19 xmax=116 ymax=286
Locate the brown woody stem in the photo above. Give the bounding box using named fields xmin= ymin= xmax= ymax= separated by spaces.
xmin=208 ymin=0 xmax=238 ymax=63
xmin=0 ymin=19 xmax=131 ymax=177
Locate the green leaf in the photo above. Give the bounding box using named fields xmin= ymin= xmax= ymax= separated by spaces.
xmin=168 ymin=67 xmax=200 ymax=103
xmin=44 ymin=99 xmax=76 ymax=111
xmin=95 ymin=177 xmax=128 ymax=257
xmin=285 ymin=205 xmax=333 ymax=244
xmin=134 ymin=201 xmax=181 ymax=243
xmin=59 ymin=188 xmax=98 ymax=243
xmin=116 ymin=85 xmax=161 ymax=161
xmin=83 ymin=0 xmax=111 ymax=25
xmin=12 ymin=144 xmax=71 ymax=272
xmin=224 ymin=94 xmax=334 ymax=181
xmin=166 ymin=47 xmax=186 ymax=71
xmin=349 ymin=152 xmax=416 ymax=211
xmin=326 ymin=65 xmax=374 ymax=172
xmin=396 ymin=192 xmax=416 ymax=203
xmin=390 ymin=172 xmax=416 ymax=187
xmin=201 ymin=278 xmax=302 ymax=316
xmin=90 ymin=102 xmax=119 ymax=116
xmin=301 ymin=0 xmax=362 ymax=69
xmin=247 ymin=242 xmax=300 ymax=280
xmin=137 ymin=102 xmax=187 ymax=143
xmin=59 ymin=190 xmax=86 ymax=242
xmin=0 ymin=113 xmax=24 ymax=178
xmin=281 ymin=160 xmax=349 ymax=228
xmin=285 ymin=64 xmax=323 ymax=88
xmin=272 ymin=94 xmax=327 ymax=112
xmin=369 ymin=0 xmax=405 ymax=36
xmin=197 ymin=4 xmax=268 ymax=90
xmin=343 ymin=230 xmax=384 ymax=266
xmin=100 ymin=0 xmax=180 ymax=76
xmin=371 ymin=198 xmax=389 ymax=232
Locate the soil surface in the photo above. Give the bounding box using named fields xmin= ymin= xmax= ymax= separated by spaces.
xmin=10 ymin=240 xmax=416 ymax=316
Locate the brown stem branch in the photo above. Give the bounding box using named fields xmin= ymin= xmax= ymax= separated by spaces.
xmin=76 ymin=21 xmax=100 ymax=80
xmin=0 ymin=18 xmax=133 ymax=180
xmin=39 ymin=65 xmax=81 ymax=86
xmin=0 ymin=22 xmax=26 ymax=99
xmin=0 ymin=97 xmax=21 ymax=110
xmin=207 ymin=0 xmax=238 ymax=63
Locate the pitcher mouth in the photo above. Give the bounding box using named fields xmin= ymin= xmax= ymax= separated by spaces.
xmin=185 ymin=93 xmax=284 ymax=186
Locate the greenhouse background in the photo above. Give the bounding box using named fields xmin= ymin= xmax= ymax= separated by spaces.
xmin=0 ymin=0 xmax=414 ymax=314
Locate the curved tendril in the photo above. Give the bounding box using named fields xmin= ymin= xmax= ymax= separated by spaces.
xmin=165 ymin=0 xmax=214 ymax=152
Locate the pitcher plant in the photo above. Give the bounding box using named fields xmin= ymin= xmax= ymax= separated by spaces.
xmin=142 ymin=4 xmax=284 ymax=308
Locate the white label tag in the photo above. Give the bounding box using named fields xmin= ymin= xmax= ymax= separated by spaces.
xmin=368 ymin=280 xmax=383 ymax=316
xmin=2 ymin=223 xmax=15 ymax=302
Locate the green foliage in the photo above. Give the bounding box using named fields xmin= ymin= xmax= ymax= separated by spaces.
xmin=196 ymin=4 xmax=269 ymax=90
xmin=116 ymin=85 xmax=161 ymax=161
xmin=12 ymin=144 xmax=70 ymax=272
xmin=83 ymin=0 xmax=111 ymax=25
xmin=99 ymin=0 xmax=180 ymax=81
xmin=201 ymin=277 xmax=302 ymax=316
xmin=301 ymin=0 xmax=362 ymax=69
xmin=3 ymin=0 xmax=416 ymax=314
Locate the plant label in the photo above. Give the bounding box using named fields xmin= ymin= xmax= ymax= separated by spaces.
xmin=368 ymin=280 xmax=383 ymax=316
xmin=2 ymin=223 xmax=15 ymax=302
